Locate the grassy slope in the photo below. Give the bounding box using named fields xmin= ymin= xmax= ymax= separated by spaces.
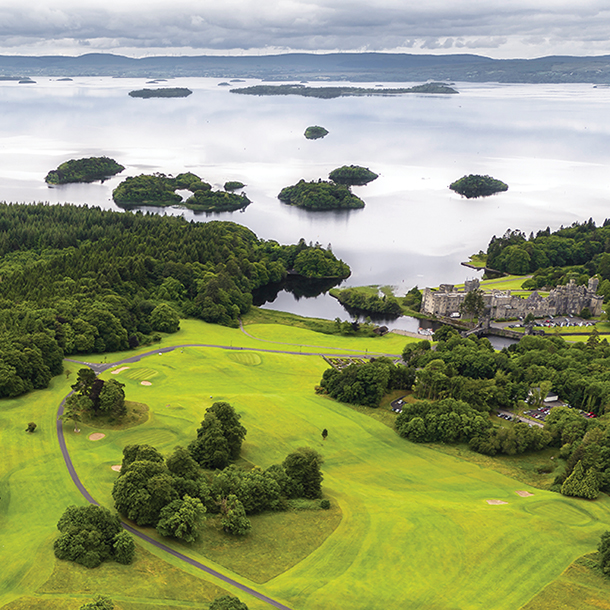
xmin=522 ymin=554 xmax=610 ymax=610
xmin=3 ymin=319 xmax=610 ymax=610
xmin=0 ymin=367 xmax=231 ymax=610
xmin=70 ymin=327 xmax=610 ymax=610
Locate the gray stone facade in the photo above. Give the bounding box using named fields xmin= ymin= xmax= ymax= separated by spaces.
xmin=422 ymin=278 xmax=603 ymax=319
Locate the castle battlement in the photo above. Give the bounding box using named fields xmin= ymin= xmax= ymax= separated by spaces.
xmin=422 ymin=278 xmax=602 ymax=319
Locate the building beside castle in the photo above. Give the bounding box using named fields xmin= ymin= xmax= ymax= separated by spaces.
xmin=421 ymin=278 xmax=603 ymax=319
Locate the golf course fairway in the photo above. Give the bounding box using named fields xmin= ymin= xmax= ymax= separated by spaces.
xmin=1 ymin=319 xmax=610 ymax=609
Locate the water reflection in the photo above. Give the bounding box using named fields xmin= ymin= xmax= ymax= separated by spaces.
xmin=3 ymin=78 xmax=610 ymax=324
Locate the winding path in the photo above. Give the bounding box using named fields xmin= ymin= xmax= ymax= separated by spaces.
xmin=59 ymin=342 xmax=349 ymax=610
xmin=59 ymin=337 xmax=403 ymax=606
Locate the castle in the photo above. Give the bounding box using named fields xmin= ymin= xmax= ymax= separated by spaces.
xmin=421 ymin=278 xmax=603 ymax=319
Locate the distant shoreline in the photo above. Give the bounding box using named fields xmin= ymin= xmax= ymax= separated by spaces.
xmin=1 ymin=52 xmax=610 ymax=83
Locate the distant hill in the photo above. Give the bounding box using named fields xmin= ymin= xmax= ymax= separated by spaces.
xmin=1 ymin=52 xmax=610 ymax=83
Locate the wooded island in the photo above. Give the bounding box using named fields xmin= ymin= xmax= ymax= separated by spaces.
xmin=45 ymin=156 xmax=125 ymax=184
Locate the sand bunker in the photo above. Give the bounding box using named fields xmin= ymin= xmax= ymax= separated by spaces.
xmin=111 ymin=464 xmax=122 ymax=472
xmin=487 ymin=499 xmax=508 ymax=505
xmin=89 ymin=433 xmax=106 ymax=441
xmin=112 ymin=366 xmax=130 ymax=375
xmin=141 ymin=380 xmax=152 ymax=386
xmin=516 ymin=490 xmax=534 ymax=497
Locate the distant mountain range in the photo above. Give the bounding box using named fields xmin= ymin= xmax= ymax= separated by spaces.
xmin=1 ymin=52 xmax=610 ymax=83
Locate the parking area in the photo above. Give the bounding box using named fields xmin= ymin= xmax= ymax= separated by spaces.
xmin=505 ymin=316 xmax=596 ymax=330
xmin=523 ymin=405 xmax=596 ymax=422
xmin=391 ymin=397 xmax=405 ymax=413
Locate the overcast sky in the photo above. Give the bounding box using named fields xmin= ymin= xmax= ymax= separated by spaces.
xmin=2 ymin=1 xmax=610 ymax=59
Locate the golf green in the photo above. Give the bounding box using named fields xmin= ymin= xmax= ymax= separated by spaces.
xmin=1 ymin=320 xmax=609 ymax=609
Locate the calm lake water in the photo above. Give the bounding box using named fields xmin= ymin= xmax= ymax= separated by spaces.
xmin=2 ymin=77 xmax=610 ymax=328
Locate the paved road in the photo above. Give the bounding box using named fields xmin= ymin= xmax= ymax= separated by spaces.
xmin=59 ymin=344 xmax=302 ymax=610
xmin=497 ymin=410 xmax=544 ymax=428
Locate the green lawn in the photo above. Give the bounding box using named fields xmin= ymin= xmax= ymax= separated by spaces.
xmin=3 ymin=319 xmax=610 ymax=610
xmin=521 ymin=554 xmax=610 ymax=610
xmin=455 ymin=275 xmax=533 ymax=292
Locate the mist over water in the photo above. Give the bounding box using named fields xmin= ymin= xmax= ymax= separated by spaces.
xmin=2 ymin=77 xmax=610 ymax=323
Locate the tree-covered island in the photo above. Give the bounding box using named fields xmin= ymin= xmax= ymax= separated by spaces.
xmin=45 ymin=156 xmax=125 ymax=184
xmin=112 ymin=172 xmax=250 ymax=212
xmin=278 ymin=179 xmax=365 ymax=210
xmin=450 ymin=174 xmax=509 ymax=198
xmin=128 ymin=88 xmax=192 ymax=98
xmin=231 ymin=83 xmax=458 ymax=98
xmin=304 ymin=126 xmax=329 ymax=139
xmin=328 ymin=165 xmax=378 ymax=186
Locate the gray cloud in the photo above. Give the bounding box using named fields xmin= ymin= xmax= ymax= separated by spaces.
xmin=1 ymin=1 xmax=610 ymax=57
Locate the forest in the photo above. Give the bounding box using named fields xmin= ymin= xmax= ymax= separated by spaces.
xmin=45 ymin=157 xmax=125 ymax=184
xmin=400 ymin=327 xmax=610 ymax=498
xmin=485 ymin=220 xmax=610 ymax=291
xmin=0 ymin=203 xmax=350 ymax=398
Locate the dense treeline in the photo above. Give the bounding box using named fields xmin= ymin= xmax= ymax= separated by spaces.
xmin=0 ymin=203 xmax=350 ymax=398
xmin=45 ymin=157 xmax=124 ymax=184
xmin=399 ymin=326 xmax=610 ymax=498
xmin=112 ymin=439 xmax=324 ymax=539
xmin=486 ymin=218 xmax=610 ymax=278
xmin=278 ymin=179 xmax=365 ymax=210
xmin=405 ymin=328 xmax=610 ymax=417
xmin=319 ymin=357 xmax=415 ymax=407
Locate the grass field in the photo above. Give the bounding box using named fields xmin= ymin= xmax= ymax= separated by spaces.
xmin=3 ymin=319 xmax=610 ymax=610
xmin=522 ymin=554 xmax=610 ymax=610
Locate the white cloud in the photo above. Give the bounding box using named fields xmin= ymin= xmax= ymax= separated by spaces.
xmin=1 ymin=1 xmax=610 ymax=58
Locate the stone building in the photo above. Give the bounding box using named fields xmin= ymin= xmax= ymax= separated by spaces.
xmin=421 ymin=278 xmax=603 ymax=319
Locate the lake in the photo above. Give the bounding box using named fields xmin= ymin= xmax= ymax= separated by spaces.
xmin=1 ymin=77 xmax=610 ymax=327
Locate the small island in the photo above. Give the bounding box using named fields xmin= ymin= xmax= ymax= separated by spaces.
xmin=112 ymin=172 xmax=250 ymax=212
xmin=305 ymin=126 xmax=329 ymax=140
xmin=45 ymin=156 xmax=125 ymax=184
xmin=278 ymin=179 xmax=364 ymax=210
xmin=128 ymin=88 xmax=192 ymax=98
xmin=449 ymin=174 xmax=509 ymax=198
xmin=231 ymin=82 xmax=458 ymax=98
xmin=224 ymin=181 xmax=245 ymax=191
xmin=328 ymin=165 xmax=378 ymax=186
